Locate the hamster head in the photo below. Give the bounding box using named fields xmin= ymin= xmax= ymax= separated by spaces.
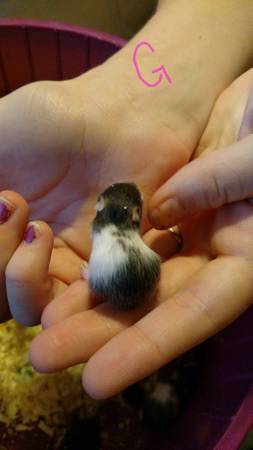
xmin=92 ymin=183 xmax=143 ymax=233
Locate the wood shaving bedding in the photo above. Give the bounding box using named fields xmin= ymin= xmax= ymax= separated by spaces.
xmin=0 ymin=320 xmax=98 ymax=436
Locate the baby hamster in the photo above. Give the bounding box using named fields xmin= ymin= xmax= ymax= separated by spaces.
xmin=83 ymin=182 xmax=161 ymax=310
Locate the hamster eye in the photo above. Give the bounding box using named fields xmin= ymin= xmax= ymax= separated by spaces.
xmin=95 ymin=196 xmax=105 ymax=212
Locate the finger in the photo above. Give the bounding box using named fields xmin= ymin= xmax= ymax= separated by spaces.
xmin=42 ymin=228 xmax=179 ymax=328
xmin=6 ymin=220 xmax=55 ymax=326
xmin=0 ymin=191 xmax=29 ymax=321
xmin=149 ymin=135 xmax=253 ymax=229
xmin=143 ymin=228 xmax=182 ymax=260
xmin=30 ymin=302 xmax=141 ymax=372
xmin=41 ymin=279 xmax=98 ymax=328
xmin=50 ymin=241 xmax=88 ymax=285
xmin=29 ymin=252 xmax=206 ymax=372
xmin=42 ymin=251 xmax=206 ymax=328
xmin=82 ymin=255 xmax=253 ymax=398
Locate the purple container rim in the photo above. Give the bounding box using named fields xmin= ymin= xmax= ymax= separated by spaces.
xmin=0 ymin=17 xmax=127 ymax=47
xmin=213 ymin=382 xmax=253 ymax=450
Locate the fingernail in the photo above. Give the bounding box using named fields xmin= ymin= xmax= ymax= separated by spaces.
xmin=151 ymin=198 xmax=184 ymax=228
xmin=24 ymin=223 xmax=40 ymax=243
xmin=0 ymin=198 xmax=15 ymax=224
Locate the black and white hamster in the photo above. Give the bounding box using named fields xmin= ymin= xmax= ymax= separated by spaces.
xmin=83 ymin=182 xmax=161 ymax=310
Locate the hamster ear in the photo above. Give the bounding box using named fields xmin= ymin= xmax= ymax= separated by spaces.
xmin=95 ymin=195 xmax=105 ymax=212
xmin=132 ymin=206 xmax=141 ymax=223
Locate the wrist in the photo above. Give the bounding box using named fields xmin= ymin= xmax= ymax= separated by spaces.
xmin=76 ymin=0 xmax=253 ymax=158
xmin=105 ymin=0 xmax=253 ymax=149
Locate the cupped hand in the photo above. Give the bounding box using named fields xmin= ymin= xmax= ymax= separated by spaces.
xmin=29 ymin=70 xmax=253 ymax=399
xmin=30 ymin=199 xmax=253 ymax=399
xmin=0 ymin=55 xmax=197 ymax=325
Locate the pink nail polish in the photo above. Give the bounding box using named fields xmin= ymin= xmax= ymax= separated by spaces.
xmin=0 ymin=201 xmax=12 ymax=223
xmin=24 ymin=225 xmax=36 ymax=243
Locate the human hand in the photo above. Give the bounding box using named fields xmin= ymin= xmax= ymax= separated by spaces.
xmin=30 ymin=202 xmax=253 ymax=400
xmin=149 ymin=69 xmax=253 ymax=228
xmin=0 ymin=57 xmax=191 ymax=327
xmin=0 ymin=190 xmax=53 ymax=323
xmin=29 ymin=71 xmax=253 ymax=399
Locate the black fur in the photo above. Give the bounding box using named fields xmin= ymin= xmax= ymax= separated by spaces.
xmin=89 ymin=240 xmax=160 ymax=310
xmin=93 ymin=183 xmax=142 ymax=233
xmin=90 ymin=183 xmax=161 ymax=310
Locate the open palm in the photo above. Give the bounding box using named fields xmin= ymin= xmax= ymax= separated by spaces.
xmin=0 ymin=69 xmax=189 ymax=324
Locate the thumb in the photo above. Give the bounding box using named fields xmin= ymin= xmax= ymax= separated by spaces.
xmin=149 ymin=134 xmax=253 ymax=228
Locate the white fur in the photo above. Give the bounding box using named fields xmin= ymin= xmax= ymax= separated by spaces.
xmin=87 ymin=225 xmax=160 ymax=285
xmin=88 ymin=225 xmax=128 ymax=283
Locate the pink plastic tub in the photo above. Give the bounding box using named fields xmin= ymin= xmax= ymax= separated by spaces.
xmin=0 ymin=18 xmax=252 ymax=450
xmin=0 ymin=18 xmax=125 ymax=95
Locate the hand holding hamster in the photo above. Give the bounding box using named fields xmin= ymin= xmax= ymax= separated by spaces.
xmin=29 ymin=72 xmax=253 ymax=402
xmin=81 ymin=183 xmax=161 ymax=310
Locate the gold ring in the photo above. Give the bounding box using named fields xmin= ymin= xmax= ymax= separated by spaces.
xmin=168 ymin=226 xmax=183 ymax=252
